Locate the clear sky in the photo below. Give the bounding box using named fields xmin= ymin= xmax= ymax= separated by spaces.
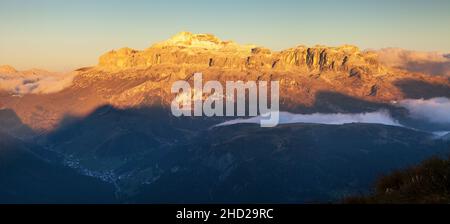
xmin=1 ymin=0 xmax=450 ymax=71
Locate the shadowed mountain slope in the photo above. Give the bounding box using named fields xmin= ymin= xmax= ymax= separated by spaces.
xmin=0 ymin=131 xmax=116 ymax=203
xmin=32 ymin=105 xmax=449 ymax=203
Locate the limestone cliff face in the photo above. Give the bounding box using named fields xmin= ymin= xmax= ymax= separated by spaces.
xmin=98 ymin=32 xmax=383 ymax=77
xmin=81 ymin=32 xmax=448 ymax=111
xmin=67 ymin=32 xmax=450 ymax=110
xmin=275 ymin=45 xmax=382 ymax=74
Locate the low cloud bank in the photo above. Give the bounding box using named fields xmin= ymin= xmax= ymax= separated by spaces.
xmin=399 ymin=97 xmax=450 ymax=124
xmin=216 ymin=98 xmax=450 ymax=130
xmin=216 ymin=110 xmax=402 ymax=127
xmin=432 ymin=131 xmax=450 ymax=138
xmin=377 ymin=48 xmax=450 ymax=76
xmin=0 ymin=71 xmax=75 ymax=94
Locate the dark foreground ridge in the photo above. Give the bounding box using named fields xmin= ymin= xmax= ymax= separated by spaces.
xmin=345 ymin=156 xmax=450 ymax=203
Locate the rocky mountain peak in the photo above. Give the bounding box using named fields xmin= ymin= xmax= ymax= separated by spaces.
xmin=97 ymin=32 xmax=384 ymax=73
xmin=152 ymin=31 xmax=254 ymax=51
xmin=159 ymin=31 xmax=222 ymax=47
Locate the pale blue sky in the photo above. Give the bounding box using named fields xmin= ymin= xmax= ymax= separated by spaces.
xmin=1 ymin=0 xmax=449 ymax=71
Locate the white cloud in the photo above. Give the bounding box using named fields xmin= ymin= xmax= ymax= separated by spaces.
xmin=376 ymin=48 xmax=450 ymax=76
xmin=215 ymin=110 xmax=402 ymax=127
xmin=399 ymin=97 xmax=450 ymax=124
xmin=0 ymin=71 xmax=75 ymax=94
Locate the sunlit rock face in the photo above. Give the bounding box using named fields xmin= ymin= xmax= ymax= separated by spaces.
xmin=98 ymin=32 xmax=383 ymax=76
xmin=98 ymin=32 xmax=256 ymax=71
xmin=90 ymin=32 xmax=447 ymax=111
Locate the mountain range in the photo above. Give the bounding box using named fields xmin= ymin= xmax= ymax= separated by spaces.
xmin=1 ymin=32 xmax=449 ymax=131
xmin=1 ymin=32 xmax=450 ymax=203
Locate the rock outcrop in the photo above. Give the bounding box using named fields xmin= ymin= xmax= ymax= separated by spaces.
xmin=98 ymin=32 xmax=383 ymax=77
